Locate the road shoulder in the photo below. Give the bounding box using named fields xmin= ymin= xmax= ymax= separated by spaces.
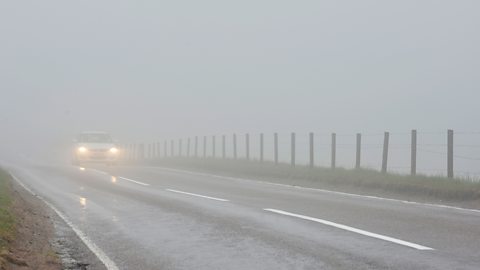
xmin=0 ymin=170 xmax=106 ymax=270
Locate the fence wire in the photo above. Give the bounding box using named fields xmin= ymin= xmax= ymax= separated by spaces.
xmin=128 ymin=130 xmax=480 ymax=181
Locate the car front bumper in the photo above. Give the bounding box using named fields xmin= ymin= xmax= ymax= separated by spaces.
xmin=75 ymin=152 xmax=119 ymax=163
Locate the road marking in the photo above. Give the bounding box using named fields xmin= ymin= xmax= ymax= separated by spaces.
xmin=264 ymin=208 xmax=434 ymax=251
xmin=118 ymin=176 xmax=150 ymax=186
xmin=153 ymin=167 xmax=480 ymax=214
xmin=87 ymin=168 xmax=150 ymax=187
xmin=88 ymin=168 xmax=109 ymax=175
xmin=10 ymin=172 xmax=120 ymax=270
xmin=166 ymin=189 xmax=229 ymax=202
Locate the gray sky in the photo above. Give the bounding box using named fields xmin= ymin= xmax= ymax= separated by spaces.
xmin=1 ymin=1 xmax=479 ymax=161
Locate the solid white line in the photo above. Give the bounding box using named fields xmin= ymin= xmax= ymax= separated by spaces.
xmin=10 ymin=173 xmax=120 ymax=270
xmin=118 ymin=176 xmax=150 ymax=186
xmin=166 ymin=189 xmax=229 ymax=202
xmin=153 ymin=167 xmax=480 ymax=214
xmin=264 ymin=208 xmax=434 ymax=251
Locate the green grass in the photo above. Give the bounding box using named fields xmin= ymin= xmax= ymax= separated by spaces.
xmin=145 ymin=158 xmax=480 ymax=206
xmin=0 ymin=169 xmax=14 ymax=252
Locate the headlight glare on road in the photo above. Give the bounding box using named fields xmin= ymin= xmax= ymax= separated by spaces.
xmin=110 ymin=147 xmax=119 ymax=154
xmin=78 ymin=146 xmax=87 ymax=153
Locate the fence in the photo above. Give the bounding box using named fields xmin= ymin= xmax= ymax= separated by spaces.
xmin=120 ymin=130 xmax=480 ymax=180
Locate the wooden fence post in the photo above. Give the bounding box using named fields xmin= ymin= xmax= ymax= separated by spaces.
xmin=170 ymin=140 xmax=174 ymax=157
xmin=140 ymin=143 xmax=144 ymax=161
xmin=147 ymin=143 xmax=151 ymax=159
xmin=331 ymin=133 xmax=336 ymax=169
xmin=187 ymin=138 xmax=191 ymax=157
xmin=135 ymin=143 xmax=139 ymax=160
xmin=233 ymin=134 xmax=237 ymax=159
xmin=309 ymin=132 xmax=314 ymax=168
xmin=137 ymin=143 xmax=141 ymax=160
xmin=260 ymin=133 xmax=264 ymax=162
xmin=411 ymin=130 xmax=417 ymax=176
xmin=448 ymin=129 xmax=454 ymax=178
xmin=140 ymin=143 xmax=145 ymax=161
xmin=212 ymin=135 xmax=216 ymax=158
xmin=222 ymin=135 xmax=226 ymax=159
xmin=246 ymin=133 xmax=250 ymax=160
xmin=381 ymin=132 xmax=389 ymax=173
xmin=274 ymin=133 xmax=278 ymax=165
xmin=146 ymin=143 xmax=149 ymax=159
xmin=195 ymin=136 xmax=198 ymax=157
xmin=356 ymin=133 xmax=361 ymax=169
xmin=203 ymin=136 xmax=207 ymax=158
xmin=291 ymin=132 xmax=296 ymax=167
xmin=179 ymin=139 xmax=182 ymax=157
xmin=164 ymin=141 xmax=167 ymax=157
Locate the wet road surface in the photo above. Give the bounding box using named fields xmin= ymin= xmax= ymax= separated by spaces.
xmin=5 ymin=162 xmax=480 ymax=270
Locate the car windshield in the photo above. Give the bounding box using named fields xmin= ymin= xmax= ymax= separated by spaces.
xmin=78 ymin=133 xmax=112 ymax=143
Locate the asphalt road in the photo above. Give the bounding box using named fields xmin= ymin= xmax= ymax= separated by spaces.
xmin=5 ymin=162 xmax=480 ymax=270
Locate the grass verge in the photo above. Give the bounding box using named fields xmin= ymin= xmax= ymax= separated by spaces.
xmin=0 ymin=169 xmax=15 ymax=262
xmin=145 ymin=158 xmax=480 ymax=207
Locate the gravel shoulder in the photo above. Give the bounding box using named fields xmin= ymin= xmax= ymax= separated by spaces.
xmin=0 ymin=170 xmax=106 ymax=270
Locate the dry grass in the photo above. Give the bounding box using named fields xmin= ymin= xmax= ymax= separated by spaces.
xmin=0 ymin=169 xmax=15 ymax=265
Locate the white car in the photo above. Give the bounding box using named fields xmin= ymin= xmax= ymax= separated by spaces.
xmin=72 ymin=131 xmax=120 ymax=165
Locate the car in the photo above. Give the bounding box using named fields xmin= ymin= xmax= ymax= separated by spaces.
xmin=72 ymin=131 xmax=120 ymax=166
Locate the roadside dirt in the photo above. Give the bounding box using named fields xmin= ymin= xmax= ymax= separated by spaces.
xmin=0 ymin=180 xmax=62 ymax=270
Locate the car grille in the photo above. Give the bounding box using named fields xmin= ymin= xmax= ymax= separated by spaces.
xmin=90 ymin=149 xmax=109 ymax=152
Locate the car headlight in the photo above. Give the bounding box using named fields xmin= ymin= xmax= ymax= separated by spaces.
xmin=78 ymin=146 xmax=87 ymax=153
xmin=109 ymin=147 xmax=119 ymax=154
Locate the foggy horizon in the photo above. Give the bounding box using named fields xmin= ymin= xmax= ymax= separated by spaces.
xmin=1 ymin=1 xmax=479 ymax=175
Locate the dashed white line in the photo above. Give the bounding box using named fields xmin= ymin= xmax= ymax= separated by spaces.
xmin=10 ymin=172 xmax=120 ymax=270
xmin=264 ymin=208 xmax=434 ymax=251
xmin=88 ymin=168 xmax=109 ymax=175
xmin=166 ymin=189 xmax=229 ymax=202
xmin=118 ymin=176 xmax=150 ymax=186
xmin=85 ymin=168 xmax=150 ymax=187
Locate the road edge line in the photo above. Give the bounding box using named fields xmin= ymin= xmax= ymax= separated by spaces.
xmin=10 ymin=172 xmax=120 ymax=270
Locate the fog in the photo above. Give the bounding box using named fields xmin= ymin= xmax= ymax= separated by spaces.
xmin=1 ymin=1 xmax=479 ymax=175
